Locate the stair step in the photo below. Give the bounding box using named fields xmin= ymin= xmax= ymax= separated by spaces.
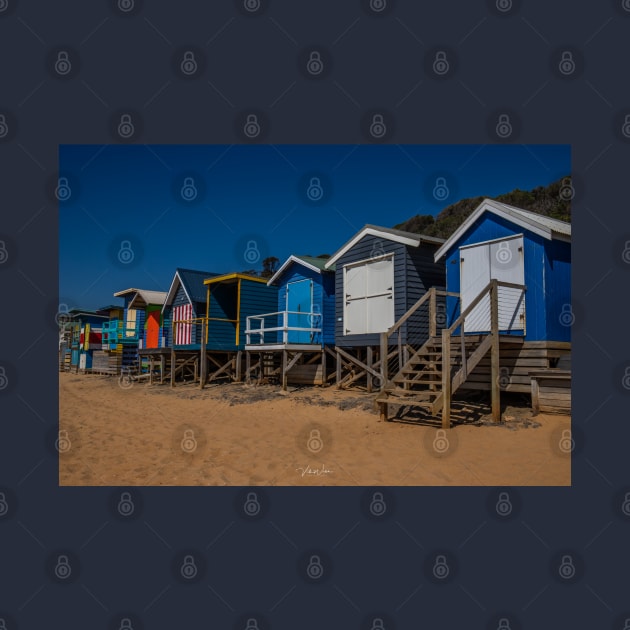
xmin=382 ymin=389 xmax=437 ymax=398
xmin=376 ymin=396 xmax=433 ymax=408
xmin=394 ymin=378 xmax=442 ymax=385
xmin=400 ymin=368 xmax=442 ymax=374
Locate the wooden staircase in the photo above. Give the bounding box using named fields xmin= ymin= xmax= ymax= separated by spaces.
xmin=376 ymin=280 xmax=526 ymax=429
xmin=376 ymin=334 xmax=492 ymax=421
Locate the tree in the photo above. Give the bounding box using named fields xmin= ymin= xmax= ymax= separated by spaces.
xmin=260 ymin=256 xmax=279 ymax=279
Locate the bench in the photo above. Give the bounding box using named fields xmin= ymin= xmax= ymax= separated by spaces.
xmin=529 ymin=353 xmax=571 ymax=415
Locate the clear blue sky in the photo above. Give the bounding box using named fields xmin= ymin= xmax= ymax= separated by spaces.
xmin=59 ymin=144 xmax=570 ymax=310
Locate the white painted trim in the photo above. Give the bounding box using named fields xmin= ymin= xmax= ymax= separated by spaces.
xmin=434 ymin=199 xmax=565 ymax=262
xmin=342 ymin=253 xmax=395 ymax=335
xmin=267 ymin=255 xmax=322 ymax=286
xmin=325 ymin=227 xmax=420 ymax=268
xmin=459 ymin=232 xmax=524 ymax=250
xmin=342 ymin=251 xmax=394 ymax=271
xmin=162 ymin=271 xmax=193 ymax=315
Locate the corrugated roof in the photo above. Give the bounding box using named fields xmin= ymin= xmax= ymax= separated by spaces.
xmin=325 ymin=224 xmax=445 ymax=269
xmin=267 ymin=254 xmax=335 ymax=286
xmin=364 ymin=224 xmax=446 ymax=245
xmin=499 ymin=202 xmax=571 ymax=237
xmin=113 ymin=288 xmax=168 ymax=307
xmin=434 ymin=198 xmax=571 ymax=261
xmin=163 ymin=268 xmax=219 ymax=308
xmin=177 ymin=269 xmax=218 ymax=303
xmin=294 ymin=255 xmax=335 ymax=271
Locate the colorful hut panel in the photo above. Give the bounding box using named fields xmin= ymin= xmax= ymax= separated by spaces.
xmin=433 ymin=199 xmax=571 ymax=342
xmin=324 ymin=225 xmax=446 ymax=348
xmin=114 ymin=288 xmax=169 ymax=349
xmin=162 ymin=269 xmax=218 ymax=349
xmin=203 ymin=273 xmax=278 ymax=351
xmin=261 ymin=255 xmax=335 ymax=347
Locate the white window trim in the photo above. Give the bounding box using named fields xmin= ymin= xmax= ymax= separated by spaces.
xmin=342 ymin=253 xmax=395 ymax=335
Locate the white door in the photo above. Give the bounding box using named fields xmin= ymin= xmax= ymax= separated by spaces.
xmin=460 ymin=235 xmax=525 ymax=333
xmin=344 ymin=256 xmax=394 ymax=335
xmin=366 ymin=257 xmax=395 ymax=333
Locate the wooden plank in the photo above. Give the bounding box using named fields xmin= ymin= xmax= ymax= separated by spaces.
xmin=321 ymin=350 xmax=326 ymax=386
xmin=441 ymin=329 xmax=451 ymax=429
xmin=451 ymin=334 xmax=492 ymax=392
xmin=429 ymin=287 xmax=436 ymax=338
xmin=336 ymin=350 xmax=342 ymax=387
xmin=366 ymin=346 xmax=373 ymax=393
xmin=336 ymin=346 xmax=382 ymax=379
xmin=285 ymin=352 xmax=303 ymax=373
xmin=531 ymin=377 xmax=540 ymax=414
xmin=207 ymin=355 xmax=236 ymax=383
xmin=490 ymin=280 xmax=500 ymax=423
xmin=459 ymin=381 xmax=531 ymax=393
xmin=235 ymin=351 xmax=242 ymax=382
xmin=477 ymin=357 xmax=550 ymax=368
xmin=170 ymin=347 xmax=175 ymax=387
xmin=287 ymin=364 xmax=323 ymax=385
xmin=538 ymin=389 xmax=571 ymax=399
xmin=380 ymin=334 xmax=388 ymax=388
xmin=536 ymin=385 xmax=571 ymax=394
xmin=282 ymin=349 xmax=287 ymax=391
xmin=521 ymin=341 xmax=571 ymax=349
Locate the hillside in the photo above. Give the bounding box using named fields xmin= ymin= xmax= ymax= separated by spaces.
xmin=393 ymin=175 xmax=571 ymax=240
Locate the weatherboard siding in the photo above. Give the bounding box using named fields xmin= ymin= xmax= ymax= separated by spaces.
xmin=237 ymin=281 xmax=278 ymax=350
xmin=543 ymin=238 xmax=571 ymax=342
xmin=274 ymin=264 xmax=335 ymax=346
xmin=442 ymin=212 xmax=571 ymax=342
xmin=403 ymin=245 xmax=447 ymax=345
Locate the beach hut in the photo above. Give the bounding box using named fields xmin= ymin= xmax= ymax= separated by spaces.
xmin=161 ymin=268 xmax=217 ymax=384
xmin=113 ymin=288 xmax=168 ymax=379
xmin=375 ymin=199 xmax=571 ymax=428
xmin=433 ymin=199 xmax=571 ymax=343
xmin=92 ymin=303 xmax=136 ymax=374
xmin=323 ymin=225 xmax=446 ymax=390
xmin=59 ymin=308 xmax=109 ymax=373
xmin=244 ymin=255 xmax=335 ymax=388
xmin=201 ymin=273 xmax=277 ymax=385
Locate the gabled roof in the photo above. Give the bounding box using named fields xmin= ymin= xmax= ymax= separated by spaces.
xmin=203 ymin=272 xmax=268 ymax=286
xmin=324 ymin=224 xmax=445 ymax=269
xmin=163 ymin=268 xmax=218 ymax=309
xmin=267 ymin=255 xmax=335 ymax=286
xmin=67 ymin=308 xmax=109 ymax=320
xmin=433 ymin=198 xmax=572 ymax=261
xmin=113 ymin=288 xmax=168 ymax=308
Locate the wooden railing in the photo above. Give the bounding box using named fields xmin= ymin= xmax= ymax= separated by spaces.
xmin=440 ymin=279 xmax=526 ymax=427
xmin=379 ymin=287 xmax=457 ymax=387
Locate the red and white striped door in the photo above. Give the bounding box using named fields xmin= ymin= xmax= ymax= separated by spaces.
xmin=173 ymin=303 xmax=193 ymax=345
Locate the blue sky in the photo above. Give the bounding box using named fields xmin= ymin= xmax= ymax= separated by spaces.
xmin=59 ymin=144 xmax=570 ymax=310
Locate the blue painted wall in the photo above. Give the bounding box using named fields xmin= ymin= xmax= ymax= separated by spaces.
xmin=272 ymin=263 xmax=335 ymax=346
xmin=237 ymin=280 xmax=278 ymax=350
xmin=543 ymin=238 xmax=572 ymax=342
xmin=442 ymin=212 xmax=571 ymax=342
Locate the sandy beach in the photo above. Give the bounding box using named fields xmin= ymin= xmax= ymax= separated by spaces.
xmin=59 ymin=373 xmax=570 ymax=486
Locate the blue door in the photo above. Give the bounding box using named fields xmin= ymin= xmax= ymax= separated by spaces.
xmin=286 ymin=279 xmax=312 ymax=343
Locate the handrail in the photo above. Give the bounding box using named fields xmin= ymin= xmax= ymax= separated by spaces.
xmin=446 ymin=280 xmax=526 ymax=335
xmin=385 ymin=288 xmax=458 ymax=338
xmin=440 ymin=279 xmax=527 ymax=428
xmin=245 ymin=310 xmax=323 ymax=345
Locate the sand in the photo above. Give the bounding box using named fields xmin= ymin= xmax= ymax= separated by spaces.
xmin=59 ymin=373 xmax=570 ymax=486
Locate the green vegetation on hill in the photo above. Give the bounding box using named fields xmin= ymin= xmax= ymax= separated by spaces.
xmin=394 ymin=175 xmax=572 ymax=240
